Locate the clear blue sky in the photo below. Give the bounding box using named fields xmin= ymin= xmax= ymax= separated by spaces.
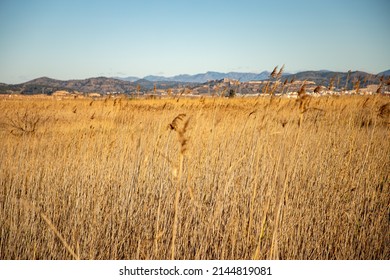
xmin=0 ymin=0 xmax=389 ymax=83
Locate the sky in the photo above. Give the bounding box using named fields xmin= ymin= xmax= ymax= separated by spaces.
xmin=0 ymin=0 xmax=389 ymax=84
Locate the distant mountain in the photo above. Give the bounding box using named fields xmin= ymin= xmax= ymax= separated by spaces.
xmin=0 ymin=77 xmax=138 ymax=94
xmin=225 ymin=71 xmax=272 ymax=81
xmin=0 ymin=76 xmax=198 ymax=94
xmin=142 ymin=75 xmax=170 ymax=82
xmin=141 ymin=71 xmax=271 ymax=83
xmin=113 ymin=76 xmax=140 ymax=82
xmin=378 ymin=69 xmax=390 ymax=76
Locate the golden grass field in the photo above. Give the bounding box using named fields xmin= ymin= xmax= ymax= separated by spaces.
xmin=0 ymin=95 xmax=389 ymax=260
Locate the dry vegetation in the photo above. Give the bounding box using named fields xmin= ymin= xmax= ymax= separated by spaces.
xmin=0 ymin=95 xmax=389 ymax=260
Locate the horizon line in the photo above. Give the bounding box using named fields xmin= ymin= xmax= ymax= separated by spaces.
xmin=2 ymin=68 xmax=389 ymax=85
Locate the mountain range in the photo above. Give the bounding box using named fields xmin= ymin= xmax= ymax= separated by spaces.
xmin=115 ymin=71 xmax=271 ymax=83
xmin=116 ymin=69 xmax=389 ymax=85
xmin=0 ymin=69 xmax=389 ymax=95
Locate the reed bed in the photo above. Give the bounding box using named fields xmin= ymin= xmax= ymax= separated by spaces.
xmin=0 ymin=95 xmax=389 ymax=259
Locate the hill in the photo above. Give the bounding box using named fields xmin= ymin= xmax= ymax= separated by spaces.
xmin=378 ymin=69 xmax=390 ymax=76
xmin=17 ymin=77 xmax=138 ymax=95
xmin=283 ymin=70 xmax=382 ymax=90
xmin=0 ymin=76 xmax=199 ymax=94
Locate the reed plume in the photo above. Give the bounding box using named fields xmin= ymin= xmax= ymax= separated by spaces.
xmin=270 ymin=66 xmax=278 ymax=79
xmin=168 ymin=113 xmax=190 ymax=259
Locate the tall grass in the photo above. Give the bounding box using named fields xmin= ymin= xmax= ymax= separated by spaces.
xmin=0 ymin=95 xmax=389 ymax=259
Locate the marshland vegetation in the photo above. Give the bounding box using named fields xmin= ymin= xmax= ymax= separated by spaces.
xmin=0 ymin=95 xmax=389 ymax=259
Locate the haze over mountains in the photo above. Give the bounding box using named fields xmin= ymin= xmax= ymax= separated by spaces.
xmin=0 ymin=69 xmax=389 ymax=95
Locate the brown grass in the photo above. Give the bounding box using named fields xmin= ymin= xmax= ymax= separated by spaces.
xmin=0 ymin=95 xmax=389 ymax=260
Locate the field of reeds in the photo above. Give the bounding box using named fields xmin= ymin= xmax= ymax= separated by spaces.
xmin=0 ymin=95 xmax=389 ymax=260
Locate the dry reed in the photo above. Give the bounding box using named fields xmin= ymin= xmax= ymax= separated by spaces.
xmin=0 ymin=95 xmax=389 ymax=260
